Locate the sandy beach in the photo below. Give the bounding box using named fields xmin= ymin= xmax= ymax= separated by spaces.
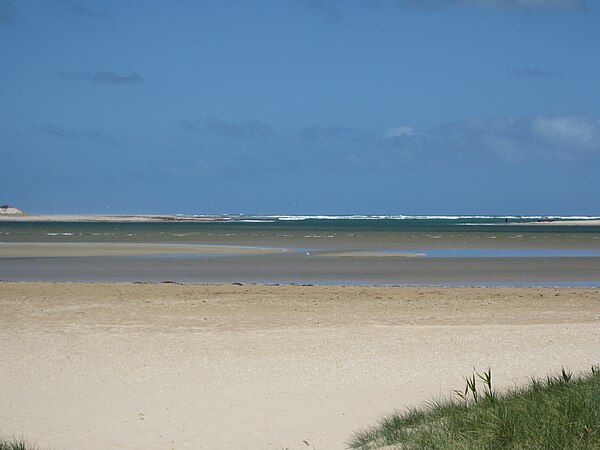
xmin=0 ymin=213 xmax=222 ymax=223
xmin=529 ymin=219 xmax=600 ymax=226
xmin=1 ymin=282 xmax=599 ymax=449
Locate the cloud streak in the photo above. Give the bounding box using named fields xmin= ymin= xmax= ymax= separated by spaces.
xmin=205 ymin=117 xmax=272 ymax=139
xmin=62 ymin=71 xmax=143 ymax=84
xmin=33 ymin=124 xmax=118 ymax=147
xmin=295 ymin=115 xmax=600 ymax=173
xmin=383 ymin=116 xmax=600 ymax=163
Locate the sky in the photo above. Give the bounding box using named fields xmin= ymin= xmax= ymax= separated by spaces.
xmin=1 ymin=0 xmax=599 ymax=215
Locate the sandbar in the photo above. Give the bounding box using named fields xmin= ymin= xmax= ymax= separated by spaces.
xmin=312 ymin=250 xmax=426 ymax=257
xmin=1 ymin=282 xmax=599 ymax=449
xmin=527 ymin=219 xmax=600 ymax=226
xmin=0 ymin=242 xmax=288 ymax=258
xmin=0 ymin=213 xmax=222 ymax=222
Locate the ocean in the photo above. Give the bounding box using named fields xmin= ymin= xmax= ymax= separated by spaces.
xmin=1 ymin=216 xmax=600 ymax=285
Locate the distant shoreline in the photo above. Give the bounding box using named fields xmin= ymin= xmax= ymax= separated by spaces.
xmin=1 ymin=213 xmax=600 ymax=225
xmin=526 ymin=219 xmax=600 ymax=226
xmin=0 ymin=213 xmax=224 ymax=223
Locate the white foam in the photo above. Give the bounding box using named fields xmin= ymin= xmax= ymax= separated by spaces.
xmin=194 ymin=214 xmax=600 ymax=222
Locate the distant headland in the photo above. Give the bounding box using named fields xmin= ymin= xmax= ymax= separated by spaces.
xmin=0 ymin=205 xmax=25 ymax=215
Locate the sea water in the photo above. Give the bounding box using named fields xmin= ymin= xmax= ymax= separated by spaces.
xmin=1 ymin=216 xmax=600 ymax=285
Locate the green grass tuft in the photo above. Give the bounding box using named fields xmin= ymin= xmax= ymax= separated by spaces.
xmin=0 ymin=438 xmax=36 ymax=450
xmin=349 ymin=366 xmax=600 ymax=449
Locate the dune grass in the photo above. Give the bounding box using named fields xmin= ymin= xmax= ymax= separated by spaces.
xmin=349 ymin=366 xmax=600 ymax=449
xmin=0 ymin=438 xmax=35 ymax=450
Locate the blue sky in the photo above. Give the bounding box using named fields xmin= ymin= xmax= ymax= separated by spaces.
xmin=1 ymin=0 xmax=599 ymax=214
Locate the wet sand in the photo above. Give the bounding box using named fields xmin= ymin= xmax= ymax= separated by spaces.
xmin=1 ymin=282 xmax=599 ymax=449
xmin=312 ymin=250 xmax=426 ymax=257
xmin=0 ymin=242 xmax=287 ymax=258
xmin=2 ymin=251 xmax=600 ymax=285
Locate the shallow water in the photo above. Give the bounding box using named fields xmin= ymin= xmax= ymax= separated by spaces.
xmin=1 ymin=218 xmax=599 ymax=286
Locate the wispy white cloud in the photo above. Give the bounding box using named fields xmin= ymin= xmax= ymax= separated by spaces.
xmin=383 ymin=126 xmax=418 ymax=139
xmin=384 ymin=115 xmax=600 ymax=162
xmin=530 ymin=116 xmax=597 ymax=146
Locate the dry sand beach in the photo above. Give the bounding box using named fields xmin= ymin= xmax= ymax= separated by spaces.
xmin=1 ymin=282 xmax=599 ymax=449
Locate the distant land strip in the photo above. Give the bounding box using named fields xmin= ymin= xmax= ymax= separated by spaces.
xmin=0 ymin=213 xmax=225 ymax=222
